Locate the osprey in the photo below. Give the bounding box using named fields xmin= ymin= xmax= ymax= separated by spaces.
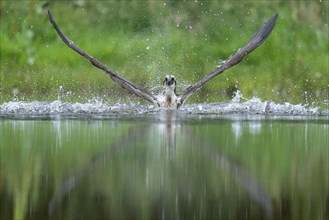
xmin=48 ymin=10 xmax=277 ymax=109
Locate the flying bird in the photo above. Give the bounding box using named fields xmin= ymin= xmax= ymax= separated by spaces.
xmin=48 ymin=10 xmax=277 ymax=109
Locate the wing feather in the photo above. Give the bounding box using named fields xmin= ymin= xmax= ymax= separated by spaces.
xmin=179 ymin=14 xmax=278 ymax=103
xmin=47 ymin=10 xmax=159 ymax=106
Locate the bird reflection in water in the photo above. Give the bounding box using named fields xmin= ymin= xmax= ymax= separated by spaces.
xmin=48 ymin=112 xmax=272 ymax=218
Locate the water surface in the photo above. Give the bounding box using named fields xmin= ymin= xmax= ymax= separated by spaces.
xmin=0 ymin=106 xmax=328 ymax=219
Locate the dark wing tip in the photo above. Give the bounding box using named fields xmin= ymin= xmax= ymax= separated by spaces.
xmin=268 ymin=13 xmax=279 ymax=32
xmin=250 ymin=13 xmax=278 ymax=46
xmin=47 ymin=10 xmax=52 ymax=20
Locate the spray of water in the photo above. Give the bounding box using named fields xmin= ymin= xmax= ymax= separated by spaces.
xmin=0 ymin=90 xmax=328 ymax=117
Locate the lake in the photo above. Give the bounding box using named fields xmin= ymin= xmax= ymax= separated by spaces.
xmin=0 ymin=101 xmax=328 ymax=219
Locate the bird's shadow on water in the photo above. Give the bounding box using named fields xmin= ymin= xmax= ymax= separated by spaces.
xmin=48 ymin=110 xmax=273 ymax=219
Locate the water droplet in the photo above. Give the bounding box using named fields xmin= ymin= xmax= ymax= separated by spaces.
xmin=28 ymin=57 xmax=35 ymax=65
xmin=12 ymin=88 xmax=19 ymax=95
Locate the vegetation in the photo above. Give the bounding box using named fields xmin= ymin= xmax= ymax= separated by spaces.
xmin=0 ymin=0 xmax=328 ymax=108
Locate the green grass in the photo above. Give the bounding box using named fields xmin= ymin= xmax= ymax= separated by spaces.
xmin=0 ymin=1 xmax=328 ymax=108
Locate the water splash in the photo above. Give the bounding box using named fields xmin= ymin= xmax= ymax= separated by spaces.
xmin=57 ymin=86 xmax=63 ymax=101
xmin=181 ymin=98 xmax=322 ymax=115
xmin=0 ymin=91 xmax=328 ymax=117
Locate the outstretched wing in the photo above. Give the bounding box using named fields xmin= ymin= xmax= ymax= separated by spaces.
xmin=47 ymin=10 xmax=159 ymax=107
xmin=179 ymin=14 xmax=278 ymax=104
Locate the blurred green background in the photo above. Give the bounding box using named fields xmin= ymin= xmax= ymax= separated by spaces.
xmin=0 ymin=0 xmax=328 ymax=107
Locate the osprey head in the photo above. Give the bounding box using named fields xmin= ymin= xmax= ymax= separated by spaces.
xmin=163 ymin=75 xmax=176 ymax=90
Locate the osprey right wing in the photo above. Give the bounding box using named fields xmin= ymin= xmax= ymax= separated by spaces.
xmin=178 ymin=14 xmax=278 ymax=105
